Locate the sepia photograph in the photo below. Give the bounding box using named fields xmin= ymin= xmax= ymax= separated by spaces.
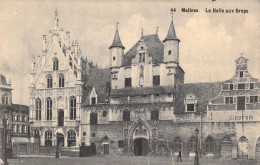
xmin=0 ymin=0 xmax=259 ymax=164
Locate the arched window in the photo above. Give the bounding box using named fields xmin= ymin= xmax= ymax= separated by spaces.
xmin=173 ymin=137 xmax=182 ymax=152
xmin=205 ymin=136 xmax=214 ymax=153
xmin=35 ymin=98 xmax=41 ymax=120
xmin=46 ymin=97 xmax=52 ymax=120
xmin=58 ymin=74 xmax=65 ymax=87
xmin=53 ymin=58 xmax=59 ymax=71
xmin=70 ymin=96 xmax=76 ymax=120
xmin=189 ymin=136 xmax=196 ymax=153
xmin=47 ymin=75 xmax=52 ymax=88
xmin=45 ymin=130 xmax=52 ymax=146
xmin=67 ymin=130 xmax=76 ymax=147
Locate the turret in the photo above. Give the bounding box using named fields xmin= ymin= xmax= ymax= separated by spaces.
xmin=235 ymin=55 xmax=248 ymax=78
xmin=109 ymin=22 xmax=125 ymax=67
xmin=163 ymin=17 xmax=180 ymax=64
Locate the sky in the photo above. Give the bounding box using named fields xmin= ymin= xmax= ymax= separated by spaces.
xmin=0 ymin=0 xmax=259 ymax=105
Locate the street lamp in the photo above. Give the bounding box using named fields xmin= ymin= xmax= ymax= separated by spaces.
xmin=56 ymin=133 xmax=59 ymax=158
xmin=1 ymin=113 xmax=9 ymax=165
xmin=194 ymin=128 xmax=199 ymax=165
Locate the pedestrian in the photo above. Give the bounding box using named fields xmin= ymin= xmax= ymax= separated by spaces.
xmin=177 ymin=150 xmax=182 ymax=162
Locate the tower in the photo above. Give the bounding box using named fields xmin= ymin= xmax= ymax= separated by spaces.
xmin=109 ymin=22 xmax=125 ymax=67
xmin=163 ymin=16 xmax=180 ymax=64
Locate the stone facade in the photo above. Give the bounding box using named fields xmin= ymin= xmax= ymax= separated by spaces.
xmin=80 ymin=16 xmax=260 ymax=160
xmin=29 ymin=10 xmax=88 ymax=149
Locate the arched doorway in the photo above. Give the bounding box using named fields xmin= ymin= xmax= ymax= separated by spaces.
xmin=221 ymin=136 xmax=232 ymax=159
xmin=134 ymin=138 xmax=149 ymax=156
xmin=205 ymin=136 xmax=214 ymax=154
xmin=256 ymin=137 xmax=260 ymax=159
xmin=57 ymin=134 xmax=64 ymax=147
xmin=188 ymin=136 xmax=196 ymax=157
xmin=238 ymin=136 xmax=248 ymax=159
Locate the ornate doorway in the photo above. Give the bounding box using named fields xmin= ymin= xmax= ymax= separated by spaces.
xmin=57 ymin=134 xmax=64 ymax=147
xmin=134 ymin=138 xmax=148 ymax=156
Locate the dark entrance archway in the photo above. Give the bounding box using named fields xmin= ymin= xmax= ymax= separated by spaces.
xmin=134 ymin=138 xmax=148 ymax=156
xmin=57 ymin=134 xmax=64 ymax=147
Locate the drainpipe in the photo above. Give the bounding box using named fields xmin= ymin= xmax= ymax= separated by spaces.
xmin=200 ymin=112 xmax=202 ymax=158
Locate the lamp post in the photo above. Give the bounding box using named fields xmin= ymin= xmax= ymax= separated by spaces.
xmin=56 ymin=133 xmax=59 ymax=158
xmin=2 ymin=114 xmax=9 ymax=165
xmin=194 ymin=128 xmax=199 ymax=165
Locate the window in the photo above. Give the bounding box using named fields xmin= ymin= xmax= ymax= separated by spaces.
xmin=151 ymin=110 xmax=159 ymax=121
xmin=17 ymin=115 xmax=20 ymax=121
xmin=205 ymin=137 xmax=214 ymax=153
xmin=238 ymin=84 xmax=245 ymax=89
xmin=240 ymin=71 xmax=243 ymax=78
xmin=187 ymin=104 xmax=195 ymax=112
xmin=35 ymin=98 xmax=41 ymax=121
xmin=12 ymin=115 xmax=16 ymax=121
xmin=70 ymin=96 xmax=76 ymax=120
xmin=67 ymin=130 xmax=76 ymax=147
xmin=225 ymin=97 xmax=233 ymax=104
xmin=250 ymin=83 xmax=254 ymax=89
xmin=153 ymin=75 xmax=160 ymax=86
xmin=90 ymin=113 xmax=98 ymax=125
xmin=168 ymin=50 xmax=171 ymax=55
xmin=47 ymin=75 xmax=53 ymax=88
xmin=189 ymin=136 xmax=196 ymax=153
xmin=250 ymin=96 xmax=258 ymax=103
xmin=22 ymin=125 xmax=26 ymax=134
xmin=45 ymin=130 xmax=52 ymax=146
xmin=139 ymin=53 xmax=145 ymax=62
xmin=22 ymin=116 xmax=25 ymax=122
xmin=123 ymin=111 xmax=130 ymax=122
xmin=173 ymin=137 xmax=182 ymax=152
xmin=113 ymin=57 xmax=116 ymax=61
xmin=53 ymin=58 xmax=59 ymax=71
xmin=103 ymin=111 xmax=107 ymax=117
xmin=2 ymin=95 xmax=8 ymax=104
xmin=83 ymin=132 xmax=86 ymax=136
xmin=91 ymin=97 xmax=96 ymax=105
xmin=91 ymin=133 xmax=96 ymax=137
xmin=230 ymin=84 xmax=233 ymax=90
xmin=59 ymin=74 xmax=65 ymax=87
xmin=118 ymin=140 xmax=124 ymax=148
xmin=46 ymin=97 xmax=52 ymax=120
xmin=16 ymin=125 xmax=20 ymax=133
xmin=125 ymin=78 xmax=132 ymax=88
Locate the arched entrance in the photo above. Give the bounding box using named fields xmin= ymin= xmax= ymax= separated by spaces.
xmin=238 ymin=136 xmax=248 ymax=159
xmin=57 ymin=134 xmax=64 ymax=147
xmin=221 ymin=136 xmax=232 ymax=159
xmin=134 ymin=138 xmax=149 ymax=156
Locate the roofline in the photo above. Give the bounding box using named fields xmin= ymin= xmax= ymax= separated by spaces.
xmin=163 ymin=38 xmax=180 ymax=43
xmin=109 ymin=45 xmax=125 ymax=49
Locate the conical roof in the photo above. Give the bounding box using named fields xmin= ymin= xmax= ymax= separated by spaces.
xmin=163 ymin=20 xmax=180 ymax=42
xmin=109 ymin=29 xmax=125 ymax=49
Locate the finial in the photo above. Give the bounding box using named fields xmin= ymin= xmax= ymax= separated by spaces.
xmin=240 ymin=53 xmax=244 ymax=57
xmin=156 ymin=26 xmax=159 ymax=35
xmin=141 ymin=28 xmax=143 ymax=37
xmin=116 ymin=22 xmax=119 ymax=30
xmin=170 ymin=8 xmax=174 ymax=22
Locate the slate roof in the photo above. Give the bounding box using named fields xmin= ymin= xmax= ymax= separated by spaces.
xmin=175 ymin=82 xmax=222 ymax=114
xmin=163 ymin=20 xmax=180 ymax=42
xmin=82 ymin=68 xmax=111 ymax=105
xmin=123 ymin=34 xmax=164 ymax=66
xmin=12 ymin=104 xmax=29 ymax=113
xmin=109 ymin=29 xmax=125 ymax=49
xmin=110 ymin=85 xmax=176 ymax=97
xmin=0 ymin=74 xmax=7 ymax=85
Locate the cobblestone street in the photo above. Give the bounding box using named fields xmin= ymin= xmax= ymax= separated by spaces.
xmin=7 ymin=156 xmax=260 ymax=165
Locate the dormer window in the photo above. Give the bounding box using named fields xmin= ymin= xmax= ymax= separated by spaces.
xmin=91 ymin=97 xmax=97 ymax=105
xmin=250 ymin=83 xmax=254 ymax=89
xmin=53 ymin=58 xmax=59 ymax=71
xmin=240 ymin=71 xmax=243 ymax=78
xmin=238 ymin=84 xmax=245 ymax=90
xmin=113 ymin=57 xmax=116 ymax=61
xmin=168 ymin=50 xmax=171 ymax=55
xmin=185 ymin=93 xmax=197 ymax=112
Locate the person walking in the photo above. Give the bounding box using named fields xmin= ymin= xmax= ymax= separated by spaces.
xmin=177 ymin=150 xmax=182 ymax=162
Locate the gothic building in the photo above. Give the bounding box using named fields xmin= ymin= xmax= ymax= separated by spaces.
xmin=29 ymin=10 xmax=88 ymax=148
xmin=80 ymin=16 xmax=260 ymax=160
